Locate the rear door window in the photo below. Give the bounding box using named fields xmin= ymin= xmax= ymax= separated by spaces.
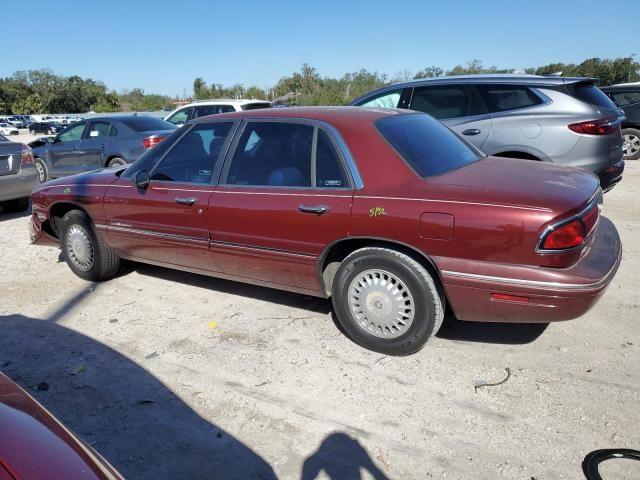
xmin=241 ymin=102 xmax=271 ymax=111
xmin=477 ymin=84 xmax=544 ymax=112
xmin=225 ymin=122 xmax=313 ymax=187
xmin=192 ymin=104 xmax=236 ymax=119
xmin=410 ymin=85 xmax=487 ymax=119
xmin=377 ymin=113 xmax=482 ymax=177
xmin=86 ymin=121 xmax=111 ymax=139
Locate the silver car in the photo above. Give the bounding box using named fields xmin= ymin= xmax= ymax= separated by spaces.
xmin=351 ymin=74 xmax=625 ymax=191
xmin=0 ymin=134 xmax=39 ymax=212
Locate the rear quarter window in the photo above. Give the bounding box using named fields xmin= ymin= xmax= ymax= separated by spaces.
xmin=121 ymin=116 xmax=176 ymax=132
xmin=571 ymin=84 xmax=619 ymax=110
xmin=477 ymin=84 xmax=544 ymax=113
xmin=376 ymin=113 xmax=482 ymax=177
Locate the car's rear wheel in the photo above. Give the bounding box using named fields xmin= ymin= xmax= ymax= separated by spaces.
xmin=331 ymin=247 xmax=444 ymax=355
xmin=34 ymin=158 xmax=48 ymax=183
xmin=60 ymin=210 xmax=120 ymax=281
xmin=1 ymin=197 xmax=30 ymax=213
xmin=108 ymin=157 xmax=126 ymax=167
xmin=622 ymin=128 xmax=640 ymax=160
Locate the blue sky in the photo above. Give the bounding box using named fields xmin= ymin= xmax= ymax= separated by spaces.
xmin=2 ymin=0 xmax=637 ymax=97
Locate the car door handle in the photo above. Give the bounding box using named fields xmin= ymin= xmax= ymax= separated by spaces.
xmin=298 ymin=204 xmax=330 ymax=215
xmin=462 ymin=129 xmax=481 ymax=136
xmin=175 ymin=197 xmax=199 ymax=206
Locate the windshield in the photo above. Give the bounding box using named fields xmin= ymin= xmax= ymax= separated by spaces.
xmin=376 ymin=113 xmax=482 ymax=177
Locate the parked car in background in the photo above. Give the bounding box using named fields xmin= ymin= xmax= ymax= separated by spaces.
xmin=0 ymin=134 xmax=38 ymax=212
xmin=30 ymin=115 xmax=176 ymax=182
xmin=351 ymin=74 xmax=625 ymax=191
xmin=0 ymin=371 xmax=124 ymax=480
xmin=5 ymin=116 xmax=25 ymax=128
xmin=30 ymin=107 xmax=621 ymax=355
xmin=164 ymin=99 xmax=271 ymax=127
xmin=0 ymin=123 xmax=19 ymax=135
xmin=601 ymin=84 xmax=640 ymax=160
xmin=29 ymin=121 xmax=64 ymax=135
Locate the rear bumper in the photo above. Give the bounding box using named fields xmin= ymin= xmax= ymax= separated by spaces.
xmin=0 ymin=166 xmax=39 ymax=202
xmin=30 ymin=211 xmax=59 ymax=247
xmin=437 ymin=216 xmax=621 ymax=323
xmin=596 ymin=160 xmax=625 ymax=192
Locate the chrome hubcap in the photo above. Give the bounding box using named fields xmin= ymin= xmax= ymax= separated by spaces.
xmin=623 ymin=134 xmax=640 ymax=156
xmin=65 ymin=225 xmax=94 ymax=271
xmin=348 ymin=269 xmax=415 ymax=339
xmin=35 ymin=162 xmax=45 ymax=182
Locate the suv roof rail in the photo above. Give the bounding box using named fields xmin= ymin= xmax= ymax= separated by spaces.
xmin=544 ymin=72 xmax=563 ymax=77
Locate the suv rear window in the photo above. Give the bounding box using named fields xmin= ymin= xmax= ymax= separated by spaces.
xmin=377 ymin=113 xmax=482 ymax=177
xmin=477 ymin=84 xmax=544 ymax=112
xmin=241 ymin=103 xmax=271 ymax=111
xmin=571 ymin=84 xmax=619 ymax=110
xmin=121 ymin=116 xmax=176 ymax=132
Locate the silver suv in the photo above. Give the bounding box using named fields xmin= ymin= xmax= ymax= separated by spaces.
xmin=351 ymin=75 xmax=625 ymax=191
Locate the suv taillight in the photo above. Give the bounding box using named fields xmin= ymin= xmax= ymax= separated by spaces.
xmin=568 ymin=118 xmax=618 ymax=135
xmin=143 ymin=135 xmax=165 ymax=149
xmin=21 ymin=145 xmax=34 ymax=165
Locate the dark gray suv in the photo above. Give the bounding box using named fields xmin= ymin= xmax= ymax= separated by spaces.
xmin=351 ymin=75 xmax=625 ymax=191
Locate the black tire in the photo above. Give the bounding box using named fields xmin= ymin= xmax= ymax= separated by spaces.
xmin=34 ymin=158 xmax=48 ymax=183
xmin=331 ymin=247 xmax=444 ymax=356
xmin=622 ymin=128 xmax=640 ymax=160
xmin=1 ymin=197 xmax=30 ymax=213
xmin=60 ymin=210 xmax=120 ymax=281
xmin=108 ymin=157 xmax=126 ymax=167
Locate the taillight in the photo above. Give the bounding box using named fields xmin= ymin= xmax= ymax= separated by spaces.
xmin=541 ymin=219 xmax=586 ymax=250
xmin=581 ymin=206 xmax=599 ymax=234
xmin=143 ymin=135 xmax=165 ymax=149
xmin=568 ymin=118 xmax=618 ymax=135
xmin=21 ymin=145 xmax=34 ymax=165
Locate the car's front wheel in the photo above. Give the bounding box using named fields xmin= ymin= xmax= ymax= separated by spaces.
xmin=622 ymin=128 xmax=640 ymax=160
xmin=331 ymin=247 xmax=444 ymax=355
xmin=60 ymin=210 xmax=120 ymax=281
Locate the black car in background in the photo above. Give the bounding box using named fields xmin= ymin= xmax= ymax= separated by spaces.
xmin=30 ymin=116 xmax=176 ymax=182
xmin=602 ymin=85 xmax=640 ymax=160
xmin=29 ymin=122 xmax=64 ymax=135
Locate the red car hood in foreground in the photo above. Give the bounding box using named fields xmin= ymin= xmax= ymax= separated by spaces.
xmin=0 ymin=373 xmax=122 ymax=480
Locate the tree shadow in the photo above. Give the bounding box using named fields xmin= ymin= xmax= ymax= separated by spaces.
xmin=436 ymin=311 xmax=549 ymax=345
xmin=301 ymin=432 xmax=389 ymax=480
xmin=0 ymin=310 xmax=277 ymax=479
xmin=130 ymin=262 xmax=332 ymax=315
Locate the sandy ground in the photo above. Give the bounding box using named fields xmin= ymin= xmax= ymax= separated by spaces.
xmin=0 ymin=133 xmax=638 ymax=479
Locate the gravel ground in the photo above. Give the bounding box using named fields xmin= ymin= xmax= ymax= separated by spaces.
xmin=1 ymin=134 xmax=638 ymax=479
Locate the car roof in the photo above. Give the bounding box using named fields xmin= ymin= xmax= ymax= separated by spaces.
xmin=184 ymin=99 xmax=271 ymax=107
xmin=190 ymin=105 xmax=406 ymax=124
xmin=350 ymin=74 xmax=597 ymax=103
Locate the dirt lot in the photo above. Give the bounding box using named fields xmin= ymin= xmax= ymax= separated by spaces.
xmin=1 ymin=136 xmax=638 ymax=479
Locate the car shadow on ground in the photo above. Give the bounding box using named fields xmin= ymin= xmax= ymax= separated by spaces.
xmin=0 ymin=312 xmax=278 ymax=479
xmin=131 ymin=262 xmax=548 ymax=346
xmin=131 ymin=262 xmax=332 ymax=315
xmin=0 ymin=207 xmax=30 ymax=223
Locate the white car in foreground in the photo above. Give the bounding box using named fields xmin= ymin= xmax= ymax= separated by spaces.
xmin=0 ymin=123 xmax=19 ymax=135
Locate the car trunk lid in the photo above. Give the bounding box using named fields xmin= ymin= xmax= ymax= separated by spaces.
xmin=426 ymin=156 xmax=600 ymax=215
xmin=0 ymin=140 xmax=22 ymax=176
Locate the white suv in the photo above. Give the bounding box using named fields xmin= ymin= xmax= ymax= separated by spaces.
xmin=164 ymin=99 xmax=271 ymax=127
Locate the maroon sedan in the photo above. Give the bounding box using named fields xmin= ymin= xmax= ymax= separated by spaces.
xmin=0 ymin=372 xmax=123 ymax=480
xmin=30 ymin=107 xmax=621 ymax=355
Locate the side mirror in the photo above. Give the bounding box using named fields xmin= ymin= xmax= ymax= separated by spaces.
xmin=134 ymin=170 xmax=150 ymax=189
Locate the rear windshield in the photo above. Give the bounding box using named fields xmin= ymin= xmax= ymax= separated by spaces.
xmin=571 ymin=84 xmax=619 ymax=110
xmin=241 ymin=103 xmax=271 ymax=111
xmin=376 ymin=113 xmax=482 ymax=177
xmin=120 ymin=116 xmax=177 ymax=132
